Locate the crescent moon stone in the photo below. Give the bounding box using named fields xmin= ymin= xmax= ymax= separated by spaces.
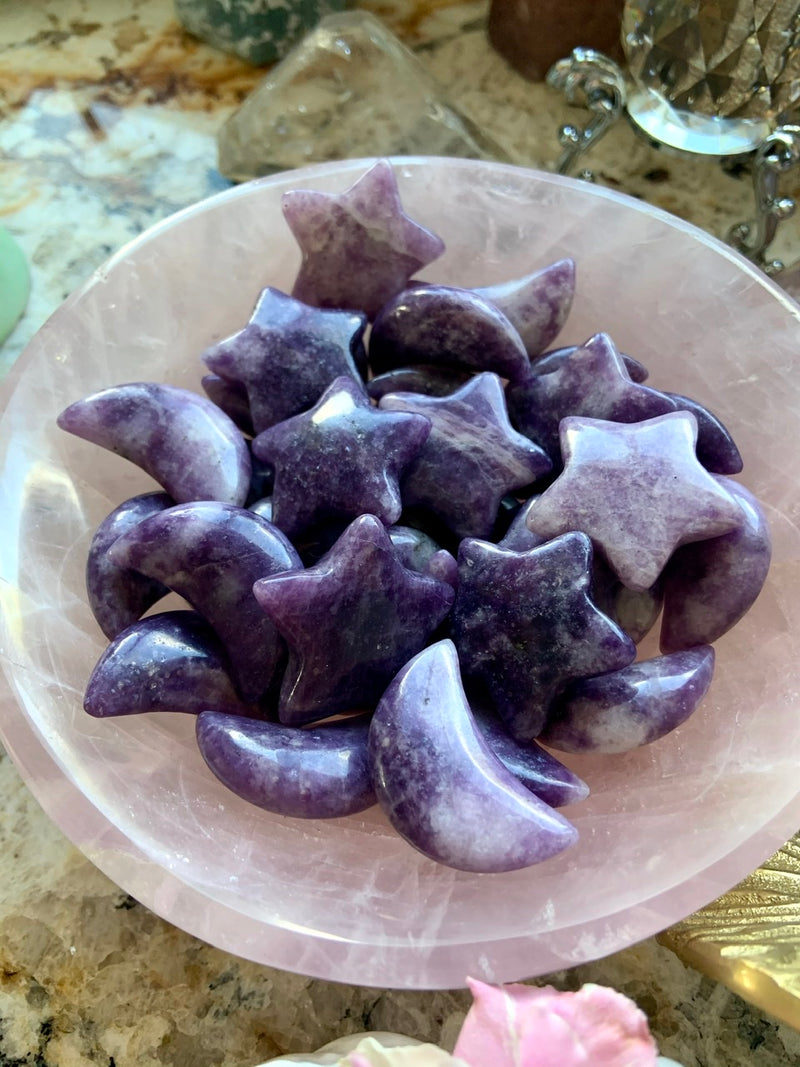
xmin=473 ymin=257 xmax=575 ymax=358
xmin=86 ymin=492 xmax=174 ymax=639
xmin=196 ymin=712 xmax=376 ymax=819
xmin=660 ymin=478 xmax=771 ymax=652
xmin=369 ymin=284 xmax=531 ymax=383
xmin=472 ymin=707 xmax=590 ymax=808
xmin=368 ymin=640 xmax=578 ymax=873
xmin=57 ymin=382 xmax=252 ymax=506
xmin=541 ymin=646 xmax=715 ymax=754
xmin=108 ymin=501 xmax=302 ymax=702
xmin=84 ymin=611 xmax=257 ymax=718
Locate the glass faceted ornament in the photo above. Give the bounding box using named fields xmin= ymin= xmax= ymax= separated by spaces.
xmin=622 ymin=0 xmax=800 ymax=154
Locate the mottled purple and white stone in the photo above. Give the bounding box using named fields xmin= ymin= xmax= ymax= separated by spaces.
xmin=541 ymin=646 xmax=715 ymax=754
xmin=591 ymin=555 xmax=664 ymax=644
xmin=497 ymin=496 xmax=547 ymax=552
xmin=252 ymin=375 xmax=431 ymax=540
xmin=379 ymin=372 xmax=551 ymax=540
xmin=473 ymin=258 xmax=575 ymax=358
xmin=505 ymin=333 xmax=676 ymax=462
xmin=368 ymin=639 xmax=578 ymax=872
xmin=203 ymin=287 xmax=368 ymax=434
xmin=664 ymin=391 xmax=743 ymax=475
xmin=86 ymin=492 xmax=173 ymax=640
xmin=527 ymin=412 xmax=745 ymax=591
xmin=366 ymin=364 xmax=472 ymax=401
xmin=196 ymin=712 xmax=376 ymax=819
xmin=108 ymin=501 xmax=302 ymax=702
xmin=201 ymin=373 xmax=254 ymax=436
xmin=245 ymin=449 xmax=275 ymax=506
xmin=369 ymin=284 xmax=531 ymax=383
xmin=450 ymin=533 xmax=636 ymax=741
xmin=531 ymin=346 xmax=650 ymax=383
xmin=387 ymin=525 xmax=457 ymax=585
xmin=84 ymin=611 xmax=257 ymax=718
xmin=660 ymin=478 xmax=771 ymax=652
xmin=253 ymin=514 xmax=455 ymax=725
xmin=282 ymin=160 xmax=445 ymax=320
xmin=472 ymin=707 xmax=590 ymax=807
xmin=57 ymin=382 xmax=252 ymax=506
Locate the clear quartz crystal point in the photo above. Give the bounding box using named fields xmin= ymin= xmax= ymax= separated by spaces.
xmin=217 ymin=11 xmax=508 ymax=181
xmin=622 ymin=0 xmax=800 ymax=154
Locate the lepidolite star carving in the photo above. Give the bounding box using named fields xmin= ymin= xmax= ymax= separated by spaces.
xmin=253 ymin=514 xmax=455 ymax=724
xmin=379 ymin=372 xmax=551 ymax=539
xmin=202 ymin=287 xmax=367 ymax=434
xmin=506 ymin=332 xmax=676 ymax=462
xmin=282 ymin=159 xmax=445 ymax=319
xmin=527 ymin=412 xmax=744 ymax=591
xmin=450 ymin=533 xmax=636 ymax=742
xmin=252 ymin=376 xmax=431 ymax=540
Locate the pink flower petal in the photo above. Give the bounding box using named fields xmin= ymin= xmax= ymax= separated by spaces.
xmin=454 ymin=979 xmax=658 ymax=1067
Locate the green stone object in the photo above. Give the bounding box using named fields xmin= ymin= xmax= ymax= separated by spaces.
xmin=174 ymin=0 xmax=348 ymax=66
xmin=0 ymin=227 xmax=30 ymax=346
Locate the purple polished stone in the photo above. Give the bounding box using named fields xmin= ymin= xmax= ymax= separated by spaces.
xmin=591 ymin=555 xmax=663 ymax=644
xmin=196 ymin=712 xmax=376 ymax=819
xmin=282 ymin=160 xmax=445 ymax=319
xmin=532 ymin=345 xmax=649 ymax=383
xmin=108 ymin=501 xmax=302 ymax=702
xmin=527 ymin=412 xmax=745 ymax=592
xmin=379 ymin=373 xmax=551 ymax=540
xmin=660 ymin=478 xmax=771 ymax=652
xmin=253 ymin=514 xmax=454 ymax=725
xmin=427 ymin=549 xmax=459 ymax=588
xmin=472 ymin=707 xmax=589 ymax=807
xmin=84 ymin=611 xmax=257 ymax=718
xmin=203 ymin=287 xmax=368 ymax=434
xmin=251 ymin=375 xmax=431 ymax=540
xmin=57 ymin=382 xmax=252 ymax=506
xmin=366 ymin=364 xmax=473 ymax=401
xmin=505 ymin=333 xmax=676 ymax=463
xmin=86 ymin=492 xmax=173 ymax=640
xmin=541 ymin=646 xmax=715 ymax=754
xmin=245 ymin=448 xmax=275 ymax=506
xmin=248 ymin=496 xmax=273 ymax=523
xmin=664 ymin=391 xmax=743 ymax=475
xmin=450 ymin=533 xmax=636 ymax=741
xmin=473 ymin=258 xmax=575 ymax=357
xmin=367 ymin=639 xmax=578 ymax=872
xmin=497 ymin=496 xmax=547 ymax=552
xmin=388 ymin=524 xmax=444 ymax=573
xmin=201 ymin=373 xmax=254 ymax=436
xmin=369 ymin=284 xmax=531 ymax=383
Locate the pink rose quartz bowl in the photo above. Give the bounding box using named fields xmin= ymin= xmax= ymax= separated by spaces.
xmin=1 ymin=158 xmax=799 ymax=990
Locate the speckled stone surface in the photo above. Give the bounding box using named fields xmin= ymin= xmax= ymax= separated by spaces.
xmin=3 ymin=2 xmax=800 ymax=1063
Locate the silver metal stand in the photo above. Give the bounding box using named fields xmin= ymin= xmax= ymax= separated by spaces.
xmin=546 ymin=48 xmax=800 ymax=276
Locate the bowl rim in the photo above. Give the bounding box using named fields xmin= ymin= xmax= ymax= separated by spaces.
xmin=1 ymin=155 xmax=799 ymax=989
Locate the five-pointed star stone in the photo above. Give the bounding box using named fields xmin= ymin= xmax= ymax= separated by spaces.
xmin=450 ymin=532 xmax=636 ymax=742
xmin=527 ymin=411 xmax=745 ymax=592
xmin=202 ymin=287 xmax=368 ymax=434
xmin=379 ymin=372 xmax=551 ymax=540
xmin=253 ymin=514 xmax=455 ymax=724
xmin=506 ymin=332 xmax=677 ymax=462
xmin=251 ymin=375 xmax=431 ymax=540
xmin=281 ymin=159 xmax=445 ymax=319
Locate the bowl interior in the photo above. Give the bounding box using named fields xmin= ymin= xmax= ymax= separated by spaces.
xmin=2 ymin=157 xmax=800 ymax=989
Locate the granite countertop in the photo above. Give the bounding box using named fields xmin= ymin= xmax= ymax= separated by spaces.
xmin=2 ymin=2 xmax=800 ymax=1065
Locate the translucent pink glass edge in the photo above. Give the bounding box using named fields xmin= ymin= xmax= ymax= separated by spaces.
xmin=2 ymin=156 xmax=799 ymax=989
xmin=2 ymin=671 xmax=798 ymax=989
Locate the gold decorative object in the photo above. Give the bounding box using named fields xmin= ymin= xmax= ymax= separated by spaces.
xmin=660 ymin=833 xmax=800 ymax=1028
